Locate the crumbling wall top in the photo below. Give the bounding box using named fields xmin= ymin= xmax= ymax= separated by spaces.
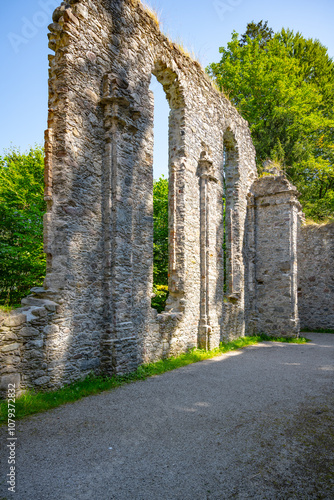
xmin=251 ymin=174 xmax=300 ymax=198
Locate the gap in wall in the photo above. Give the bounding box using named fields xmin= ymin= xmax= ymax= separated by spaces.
xmin=150 ymin=75 xmax=169 ymax=181
xmin=150 ymin=75 xmax=170 ymax=312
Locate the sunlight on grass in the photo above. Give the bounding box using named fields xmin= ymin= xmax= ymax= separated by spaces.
xmin=0 ymin=305 xmax=19 ymax=313
xmin=143 ymin=3 xmax=161 ymax=27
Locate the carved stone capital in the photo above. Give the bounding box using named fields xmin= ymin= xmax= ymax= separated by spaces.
xmin=198 ymin=151 xmax=218 ymax=183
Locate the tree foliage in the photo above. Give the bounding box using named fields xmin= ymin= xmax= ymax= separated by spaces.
xmin=208 ymin=24 xmax=334 ymax=220
xmin=239 ymin=20 xmax=273 ymax=48
xmin=152 ymin=176 xmax=169 ymax=312
xmin=153 ymin=176 xmax=169 ymax=286
xmin=0 ymin=147 xmax=46 ymax=306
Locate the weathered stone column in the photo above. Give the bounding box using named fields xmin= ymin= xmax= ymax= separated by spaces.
xmin=198 ymin=152 xmax=218 ymax=349
xmin=251 ymin=174 xmax=301 ymax=337
xmin=100 ymin=73 xmax=148 ymax=374
xmin=245 ymin=192 xmax=257 ymax=335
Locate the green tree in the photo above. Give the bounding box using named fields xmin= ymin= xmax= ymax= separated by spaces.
xmin=152 ymin=176 xmax=169 ymax=312
xmin=208 ymin=25 xmax=334 ymax=220
xmin=0 ymin=147 xmax=46 ymax=306
xmin=153 ymin=176 xmax=168 ymax=286
xmin=239 ymin=20 xmax=273 ymax=48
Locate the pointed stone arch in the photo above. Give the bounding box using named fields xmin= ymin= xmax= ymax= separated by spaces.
xmin=150 ymin=61 xmax=187 ymax=309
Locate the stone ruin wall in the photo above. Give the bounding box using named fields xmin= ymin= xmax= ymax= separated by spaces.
xmin=245 ymin=175 xmax=301 ymax=337
xmin=0 ymin=0 xmax=313 ymax=398
xmin=298 ymin=222 xmax=334 ymax=331
xmin=0 ymin=0 xmax=258 ymax=397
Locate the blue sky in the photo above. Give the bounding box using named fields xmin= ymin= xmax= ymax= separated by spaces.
xmin=1 ymin=0 xmax=333 ymax=179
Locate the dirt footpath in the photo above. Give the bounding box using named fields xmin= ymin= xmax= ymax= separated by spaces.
xmin=0 ymin=333 xmax=333 ymax=500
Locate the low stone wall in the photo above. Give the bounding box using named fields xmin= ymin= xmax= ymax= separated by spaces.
xmin=298 ymin=222 xmax=334 ymax=330
xmin=143 ymin=309 xmax=196 ymax=364
xmin=0 ymin=289 xmax=57 ymax=398
xmin=0 ymin=287 xmax=102 ymax=399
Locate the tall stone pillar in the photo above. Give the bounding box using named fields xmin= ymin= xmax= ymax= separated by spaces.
xmin=251 ymin=173 xmax=301 ymax=337
xmin=100 ymin=73 xmax=153 ymax=374
xmin=197 ymin=152 xmax=218 ymax=349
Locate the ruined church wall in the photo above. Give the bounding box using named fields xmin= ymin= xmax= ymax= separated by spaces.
xmin=44 ymin=0 xmax=117 ymax=384
xmin=298 ymin=222 xmax=334 ymax=330
xmin=44 ymin=0 xmax=257 ymax=366
xmin=1 ymin=1 xmax=113 ymax=397
xmin=1 ymin=0 xmax=258 ymax=395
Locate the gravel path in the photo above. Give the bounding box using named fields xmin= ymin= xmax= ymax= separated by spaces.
xmin=0 ymin=333 xmax=333 ymax=500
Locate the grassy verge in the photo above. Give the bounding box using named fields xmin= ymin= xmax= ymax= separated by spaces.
xmin=0 ymin=305 xmax=18 ymax=313
xmin=301 ymin=327 xmax=334 ymax=334
xmin=0 ymin=334 xmax=309 ymax=424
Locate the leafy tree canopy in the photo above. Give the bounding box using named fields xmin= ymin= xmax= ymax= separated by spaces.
xmin=207 ymin=23 xmax=334 ymax=220
xmin=239 ymin=20 xmax=273 ymax=47
xmin=0 ymin=147 xmax=46 ymax=306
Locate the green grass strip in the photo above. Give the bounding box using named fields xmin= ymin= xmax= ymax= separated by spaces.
xmin=0 ymin=334 xmax=309 ymax=424
xmin=0 ymin=305 xmax=17 ymax=313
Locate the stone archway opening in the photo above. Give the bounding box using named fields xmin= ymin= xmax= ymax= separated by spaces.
xmin=149 ymin=62 xmax=186 ymax=314
xmin=150 ymin=75 xmax=169 ymax=181
xmin=149 ymin=74 xmax=169 ymax=312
